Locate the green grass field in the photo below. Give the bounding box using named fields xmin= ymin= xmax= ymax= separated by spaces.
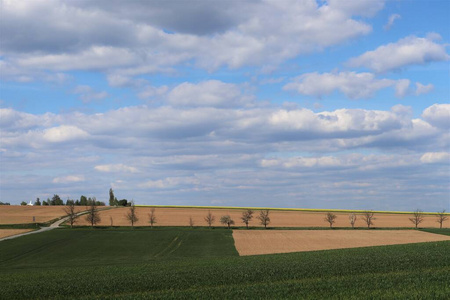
xmin=0 ymin=228 xmax=449 ymax=299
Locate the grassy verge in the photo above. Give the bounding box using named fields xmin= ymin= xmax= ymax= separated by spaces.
xmin=420 ymin=228 xmax=450 ymax=236
xmin=0 ymin=228 xmax=448 ymax=299
xmin=0 ymin=221 xmax=56 ymax=229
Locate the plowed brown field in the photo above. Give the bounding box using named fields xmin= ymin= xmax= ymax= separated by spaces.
xmin=74 ymin=207 xmax=448 ymax=228
xmin=0 ymin=206 xmax=89 ymax=224
xmin=0 ymin=229 xmax=34 ymax=239
xmin=233 ymin=230 xmax=450 ymax=256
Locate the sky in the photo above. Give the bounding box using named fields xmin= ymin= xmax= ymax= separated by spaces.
xmin=0 ymin=0 xmax=449 ymax=211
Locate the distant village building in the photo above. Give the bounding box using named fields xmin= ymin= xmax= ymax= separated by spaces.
xmin=27 ymin=201 xmax=34 ymax=206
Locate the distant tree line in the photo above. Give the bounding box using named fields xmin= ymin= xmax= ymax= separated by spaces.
xmin=27 ymin=195 xmax=106 ymax=206
xmin=0 ymin=201 xmax=11 ymax=205
xmin=109 ymin=188 xmax=130 ymax=206
xmin=21 ymin=189 xmax=131 ymax=208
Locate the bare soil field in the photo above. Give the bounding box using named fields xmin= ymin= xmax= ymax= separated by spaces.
xmin=0 ymin=206 xmax=88 ymax=224
xmin=74 ymin=206 xmax=448 ymax=228
xmin=233 ymin=230 xmax=450 ymax=256
xmin=0 ymin=229 xmax=34 ymax=239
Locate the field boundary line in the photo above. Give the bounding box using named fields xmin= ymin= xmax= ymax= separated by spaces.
xmin=135 ymin=205 xmax=448 ymax=215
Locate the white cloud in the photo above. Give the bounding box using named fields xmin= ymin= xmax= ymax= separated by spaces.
xmin=420 ymin=152 xmax=450 ymax=164
xmin=415 ymin=82 xmax=434 ymax=95
xmin=384 ymin=14 xmax=401 ymax=30
xmin=2 ymin=104 xmax=447 ymax=154
xmin=2 ymin=103 xmax=449 ymax=210
xmin=167 ymin=80 xmax=252 ymax=108
xmin=53 ymin=175 xmax=85 ymax=184
xmin=1 ymin=0 xmax=379 ymax=78
xmin=422 ymin=104 xmax=450 ymax=129
xmin=262 ymin=156 xmax=343 ymax=168
xmin=94 ymin=164 xmax=138 ymax=173
xmin=395 ymin=79 xmax=411 ymax=98
xmin=283 ymin=71 xmax=405 ymax=99
xmin=260 ymin=153 xmax=423 ymax=171
xmin=0 ymin=108 xmax=55 ymax=130
xmin=327 ymin=0 xmax=385 ymax=17
xmin=347 ymin=35 xmax=449 ymax=73
xmin=139 ymin=177 xmax=199 ymax=189
xmin=73 ymin=85 xmax=108 ymax=103
xmin=43 ymin=125 xmax=89 ymax=143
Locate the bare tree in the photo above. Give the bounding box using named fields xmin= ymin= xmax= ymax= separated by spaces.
xmin=257 ymin=210 xmax=270 ymax=229
xmin=189 ymin=216 xmax=194 ymax=228
xmin=409 ymin=209 xmax=425 ymax=229
xmin=241 ymin=209 xmax=254 ymax=229
xmin=436 ymin=210 xmax=448 ymax=229
xmin=349 ymin=213 xmax=357 ymax=229
xmin=220 ymin=215 xmax=235 ymax=229
xmin=362 ymin=211 xmax=375 ymax=229
xmin=110 ymin=216 xmax=113 ymax=227
xmin=125 ymin=201 xmax=139 ymax=227
xmin=63 ymin=202 xmax=77 ymax=228
xmin=324 ymin=212 xmax=337 ymax=228
xmin=148 ymin=207 xmax=156 ymax=228
xmin=204 ymin=211 xmax=215 ymax=228
xmin=85 ymin=199 xmax=101 ymax=228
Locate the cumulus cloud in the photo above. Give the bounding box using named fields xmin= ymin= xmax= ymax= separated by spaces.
xmin=43 ymin=125 xmax=89 ymax=143
xmin=420 ymin=152 xmax=450 ymax=164
xmin=283 ymin=71 xmax=409 ymax=99
xmin=422 ymin=104 xmax=450 ymax=129
xmin=0 ymin=108 xmax=55 ymax=130
xmin=327 ymin=0 xmax=385 ymax=17
xmin=347 ymin=35 xmax=449 ymax=73
xmin=167 ymin=80 xmax=252 ymax=108
xmin=94 ymin=164 xmax=138 ymax=173
xmin=2 ymin=103 xmax=449 ymax=210
xmin=384 ymin=14 xmax=401 ymax=30
xmin=53 ymin=175 xmax=85 ymax=184
xmin=1 ymin=0 xmax=379 ymax=78
xmin=3 ymin=103 xmax=446 ymax=153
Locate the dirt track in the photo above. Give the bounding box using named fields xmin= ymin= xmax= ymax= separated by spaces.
xmin=0 ymin=206 xmax=88 ymax=224
xmin=0 ymin=229 xmax=34 ymax=239
xmin=232 ymin=230 xmax=450 ymax=256
xmin=73 ymin=207 xmax=448 ymax=228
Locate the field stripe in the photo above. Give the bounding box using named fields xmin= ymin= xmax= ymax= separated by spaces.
xmin=135 ymin=205 xmax=448 ymax=215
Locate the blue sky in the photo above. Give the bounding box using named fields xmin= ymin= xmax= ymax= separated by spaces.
xmin=1 ymin=0 xmax=449 ymax=211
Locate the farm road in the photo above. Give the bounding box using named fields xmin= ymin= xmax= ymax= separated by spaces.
xmin=0 ymin=209 xmax=102 ymax=242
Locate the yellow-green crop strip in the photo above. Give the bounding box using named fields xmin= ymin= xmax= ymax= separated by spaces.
xmin=135 ymin=205 xmax=448 ymax=215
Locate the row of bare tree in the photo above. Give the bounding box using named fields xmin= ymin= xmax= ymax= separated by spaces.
xmin=324 ymin=209 xmax=448 ymax=229
xmin=63 ymin=203 xmax=448 ymax=229
xmin=204 ymin=209 xmax=270 ymax=229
